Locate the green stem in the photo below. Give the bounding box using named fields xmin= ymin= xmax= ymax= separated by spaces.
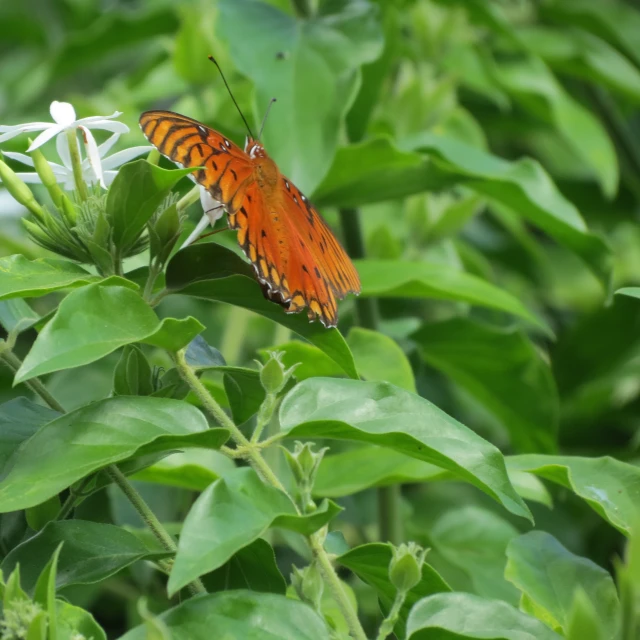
xmin=291 ymin=0 xmax=313 ymax=17
xmin=338 ymin=207 xmax=403 ymax=545
xmin=220 ymin=307 xmax=250 ymax=364
xmin=176 ymin=185 xmax=202 ymax=215
xmin=309 ymin=532 xmax=368 ymax=640
xmin=375 ymin=588 xmax=406 ymax=640
xmin=251 ymin=392 xmax=278 ymax=443
xmin=56 ymin=476 xmax=94 ymax=520
xmin=173 ymin=350 xmax=368 ymax=640
xmin=143 ymin=262 xmax=161 ymax=303
xmin=2 ymin=347 xmax=206 ymax=596
xmin=65 ymin=128 xmax=89 ymax=202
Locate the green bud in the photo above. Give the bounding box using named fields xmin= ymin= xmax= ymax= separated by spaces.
xmin=291 ymin=563 xmax=324 ymax=611
xmin=29 ymin=141 xmax=63 ymax=208
xmin=258 ymin=350 xmax=298 ymax=395
xmin=149 ymin=202 xmax=182 ymax=265
xmin=0 ymin=158 xmax=47 ymax=222
xmin=282 ymin=441 xmax=328 ymax=512
xmin=389 ymin=542 xmax=428 ymax=593
xmin=59 ymin=193 xmax=77 ymax=224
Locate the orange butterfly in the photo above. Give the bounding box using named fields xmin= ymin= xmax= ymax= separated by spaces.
xmin=139 ymin=107 xmax=360 ymax=328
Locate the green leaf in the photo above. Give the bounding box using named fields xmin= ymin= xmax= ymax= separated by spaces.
xmin=431 ymin=507 xmax=520 ymax=604
xmin=616 ymin=287 xmax=640 ymax=300
xmin=0 ymin=397 xmax=59 ymax=472
xmin=404 ymin=133 xmax=613 ymax=292
xmin=119 ymin=590 xmax=330 ymax=640
xmin=2 ymin=520 xmax=167 ymax=593
xmin=509 ymin=455 xmax=640 ymax=536
xmin=258 ymin=342 xmax=343 ymax=380
xmin=406 ymin=592 xmax=563 ymax=639
xmin=338 ymin=543 xmax=450 ymax=637
xmin=222 ymin=367 xmax=266 ymax=425
xmin=0 ymin=396 xmax=228 ymax=512
xmin=33 ymin=541 xmax=61 ymax=640
xmin=25 ymin=496 xmax=60 ymax=532
xmin=185 ymin=335 xmax=226 ymax=368
xmin=106 ymin=160 xmax=195 ymax=252
xmin=348 ymin=327 xmax=416 ymax=391
xmin=505 ymin=531 xmax=620 ymax=637
xmin=15 ymin=283 xmax=204 ymax=383
xmin=55 ymin=600 xmax=106 ymax=640
xmin=313 ymin=446 xmax=552 ymax=507
xmin=566 ymin=589 xmax=607 ymax=640
xmin=356 ymin=260 xmax=550 ymax=334
xmin=0 ymin=256 xmax=99 ymax=300
xmin=519 ymin=26 xmax=640 ymax=104
xmin=280 ymin=378 xmax=532 ymax=521
xmin=169 ymin=467 xmax=341 ymax=595
xmin=491 ymin=56 xmax=618 ymax=197
xmin=313 ymin=137 xmax=435 ymax=208
xmin=413 ymin=319 xmax=558 ymax=453
xmin=113 ymin=345 xmax=154 ymax=396
xmin=0 ymin=298 xmax=41 ymax=333
xmin=132 ymin=450 xmax=236 ymax=491
xmin=219 ymin=0 xmax=383 ymax=193
xmin=543 ymin=0 xmax=640 ymax=70
xmin=203 ymin=538 xmax=287 ymax=595
xmin=166 ymin=243 xmax=358 ymax=379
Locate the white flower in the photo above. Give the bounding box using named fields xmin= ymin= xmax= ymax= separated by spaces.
xmin=180 ymin=188 xmax=225 ymax=248
xmin=0 ymin=100 xmax=129 ymax=187
xmin=3 ymin=133 xmax=152 ymax=190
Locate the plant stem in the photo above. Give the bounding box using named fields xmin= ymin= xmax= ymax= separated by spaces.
xmin=309 ymin=532 xmax=368 ymax=640
xmin=291 ymin=0 xmax=313 ymax=18
xmin=66 ymin=128 xmax=89 ymax=202
xmin=2 ymin=347 xmax=206 ymax=596
xmin=338 ymin=207 xmax=403 ymax=545
xmin=173 ymin=350 xmax=368 ymax=640
xmin=143 ymin=262 xmax=161 ymax=302
xmin=176 ymin=185 xmax=202 ymax=215
xmin=375 ymin=589 xmax=405 ymax=640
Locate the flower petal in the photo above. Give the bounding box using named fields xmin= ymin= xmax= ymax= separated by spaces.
xmin=79 ymin=126 xmax=106 ymax=188
xmin=1 ymin=152 xmax=35 ymax=167
xmin=181 ymin=213 xmax=212 ymax=249
xmin=13 ymin=172 xmax=45 ymax=184
xmin=50 ymin=101 xmax=77 ymax=126
xmin=103 ymin=170 xmax=118 ymax=187
xmin=80 ymin=120 xmax=129 ymax=134
xmin=101 ymin=145 xmax=153 ymax=170
xmin=76 ymin=111 xmax=123 ymax=124
xmin=97 ymin=132 xmax=121 ymax=158
xmin=27 ymin=126 xmax=64 ymax=151
xmin=0 ymin=123 xmax=52 ymax=144
xmin=56 ymin=132 xmax=73 ymax=169
xmin=201 ymin=189 xmax=225 ymax=224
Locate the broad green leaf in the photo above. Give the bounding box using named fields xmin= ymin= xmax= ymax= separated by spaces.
xmin=133 ymin=450 xmax=236 ymax=491
xmin=519 ymin=27 xmax=640 ymax=104
xmin=357 ymin=260 xmax=549 ymax=333
xmin=338 ymin=543 xmax=450 ymax=637
xmin=203 ymin=538 xmax=286 ymax=595
xmin=2 ymin=520 xmax=167 ymax=593
xmin=0 ymin=255 xmax=98 ymax=300
xmin=15 ymin=283 xmax=204 ymax=383
xmin=431 ymin=507 xmax=520 ymax=604
xmin=313 ymin=137 xmax=436 ymax=208
xmin=616 ymin=287 xmax=640 ymax=301
xmin=0 ymin=397 xmax=59 ymax=471
xmin=106 ymin=160 xmax=195 ymax=252
xmin=0 ymin=396 xmax=228 ymax=512
xmin=280 ymin=378 xmax=532 ymax=521
xmin=219 ymin=0 xmax=383 ymax=193
xmin=259 ymin=342 xmax=344 ymax=380
xmin=413 ymin=319 xmax=558 ymax=453
xmin=185 ymin=335 xmax=226 ymax=368
xmin=313 ymin=446 xmax=553 ymax=507
xmin=566 ymin=589 xmax=607 ymax=640
xmin=543 ymin=0 xmax=640 ymax=70
xmin=113 ymin=345 xmax=154 ymax=396
xmin=166 ymin=243 xmax=358 ymax=379
xmin=221 ymin=367 xmax=265 ymax=425
xmin=406 ymin=592 xmax=562 ymax=639
xmin=25 ymin=496 xmax=60 ymax=532
xmin=505 ymin=531 xmax=620 ymax=637
xmin=169 ymin=467 xmax=341 ymax=594
xmin=56 ymin=600 xmax=106 ymax=640
xmin=404 ymin=133 xmax=613 ymax=292
xmin=509 ymin=455 xmax=640 ymax=536
xmin=0 ymin=298 xmax=41 ymax=333
xmin=119 ymin=590 xmax=330 ymax=640
xmin=491 ymin=56 xmax=618 ymax=197
xmin=348 ymin=327 xmax=416 ymax=391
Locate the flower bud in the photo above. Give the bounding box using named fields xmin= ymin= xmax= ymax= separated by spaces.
xmin=29 ymin=142 xmax=63 ymax=208
xmin=389 ymin=542 xmax=428 ymax=593
xmin=291 ymin=563 xmax=324 ymax=611
xmin=283 ymin=441 xmax=327 ymax=488
xmin=258 ymin=350 xmax=298 ymax=395
xmin=0 ymin=158 xmax=46 ymax=222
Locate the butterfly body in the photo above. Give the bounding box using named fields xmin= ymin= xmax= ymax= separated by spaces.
xmin=140 ymin=110 xmax=360 ymax=327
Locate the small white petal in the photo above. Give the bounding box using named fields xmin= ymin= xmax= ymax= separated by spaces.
xmin=200 ymin=190 xmax=225 ymax=224
xmin=1 ymin=152 xmax=35 ymax=167
xmin=0 ymin=123 xmax=52 ymax=144
xmin=97 ymin=132 xmax=121 ymax=158
xmin=181 ymin=213 xmax=212 ymax=249
xmin=12 ymin=172 xmax=44 ymax=184
xmin=79 ymin=120 xmax=129 ymax=134
xmin=50 ymin=101 xmax=77 ymax=126
xmin=79 ymin=126 xmax=105 ymax=188
xmin=27 ymin=125 xmax=64 ymax=151
xmin=76 ymin=111 xmax=123 ymax=124
xmin=101 ymin=145 xmax=153 ymax=170
xmin=55 ymin=132 xmax=73 ymax=169
xmin=103 ymin=170 xmax=118 ymax=187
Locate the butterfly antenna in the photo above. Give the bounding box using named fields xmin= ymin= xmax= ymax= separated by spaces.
xmin=258 ymin=98 xmax=277 ymax=140
xmin=208 ymin=55 xmax=255 ymax=139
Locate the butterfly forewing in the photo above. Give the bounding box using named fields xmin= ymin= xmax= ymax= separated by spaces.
xmin=139 ymin=110 xmax=360 ymax=327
